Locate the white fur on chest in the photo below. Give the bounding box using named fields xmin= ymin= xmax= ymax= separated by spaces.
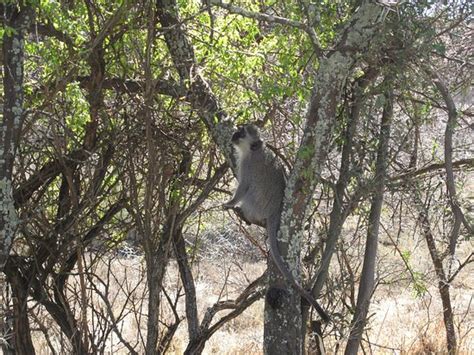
xmin=234 ymin=145 xmax=250 ymax=181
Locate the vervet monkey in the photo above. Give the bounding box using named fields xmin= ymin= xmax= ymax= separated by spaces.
xmin=223 ymin=124 xmax=330 ymax=322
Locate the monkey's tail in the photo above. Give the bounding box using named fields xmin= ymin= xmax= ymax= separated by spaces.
xmin=267 ymin=214 xmax=331 ymax=323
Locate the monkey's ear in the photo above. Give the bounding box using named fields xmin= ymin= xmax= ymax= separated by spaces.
xmin=250 ymin=140 xmax=263 ymax=151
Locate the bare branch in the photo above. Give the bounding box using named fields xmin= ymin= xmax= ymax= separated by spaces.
xmin=184 ymin=272 xmax=266 ymax=354
xmin=448 ymin=252 xmax=474 ymax=283
xmin=29 ymin=21 xmax=75 ymax=49
xmin=425 ymin=67 xmax=473 ymax=241
xmin=177 ymin=163 xmax=228 ymax=226
xmin=390 ymin=158 xmax=474 ymax=183
xmin=209 ymin=0 xmax=321 ymax=52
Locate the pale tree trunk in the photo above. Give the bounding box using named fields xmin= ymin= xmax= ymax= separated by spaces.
xmin=311 ymin=67 xmax=379 ymax=298
xmin=1 ymin=4 xmax=34 ymax=354
xmin=265 ymin=3 xmax=384 ymax=353
xmin=344 ymin=84 xmax=393 ymax=355
xmin=425 ymin=68 xmax=472 ymax=247
xmin=304 ymin=68 xmax=379 ymax=346
xmin=416 ymin=201 xmax=457 ymax=354
xmin=414 ymin=67 xmax=464 ymax=355
xmin=156 ymin=0 xmax=235 ymax=164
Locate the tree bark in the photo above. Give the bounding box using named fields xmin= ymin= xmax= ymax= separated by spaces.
xmin=425 ymin=68 xmax=472 ymax=248
xmin=0 ymin=3 xmax=33 ymax=271
xmin=174 ymin=229 xmax=200 ymax=343
xmin=311 ymin=67 xmax=379 ymax=299
xmin=344 ymin=84 xmax=393 ymax=355
xmin=143 ymin=4 xmax=160 ymax=353
xmin=416 ymin=203 xmax=457 ymax=354
xmin=265 ymin=3 xmax=384 ymax=353
xmin=155 ymin=0 xmax=235 ymax=165
xmin=405 ymin=86 xmax=458 ymax=353
xmin=1 ymin=4 xmax=34 ymax=354
xmin=5 ymin=267 xmax=35 ymax=354
xmin=302 ymin=67 xmax=379 ymax=345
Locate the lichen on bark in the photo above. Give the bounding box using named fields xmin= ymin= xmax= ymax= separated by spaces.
xmin=264 ymin=2 xmax=384 ymax=353
xmin=1 ymin=5 xmax=33 ymax=269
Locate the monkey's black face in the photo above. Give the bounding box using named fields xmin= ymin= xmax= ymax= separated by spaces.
xmin=232 ymin=125 xmax=262 ymax=151
xmin=231 ymin=126 xmax=246 ymax=144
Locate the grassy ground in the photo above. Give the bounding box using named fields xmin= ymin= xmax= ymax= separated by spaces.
xmin=30 ymin=232 xmax=473 ymax=354
xmin=166 ymin=259 xmax=473 ymax=354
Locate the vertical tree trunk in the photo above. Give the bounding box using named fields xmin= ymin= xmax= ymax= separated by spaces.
xmin=425 ymin=69 xmax=470 ymax=249
xmin=418 ymin=207 xmax=457 ymax=353
xmin=421 ymin=63 xmax=464 ymax=355
xmin=174 ymin=229 xmax=200 ymax=344
xmin=265 ymin=3 xmax=383 ymax=353
xmin=303 ymin=68 xmax=379 ymax=347
xmin=1 ymin=5 xmax=34 ymax=354
xmin=311 ymin=67 xmax=379 ymax=299
xmin=143 ymin=215 xmax=178 ymax=354
xmin=408 ymin=71 xmax=458 ymax=353
xmin=5 ymin=268 xmax=35 ymax=354
xmin=0 ymin=3 xmax=33 ymax=273
xmin=264 ymin=245 xmax=303 ymax=354
xmin=143 ymin=3 xmax=160 ymax=352
xmin=141 ymin=5 xmax=179 ymax=352
xmin=344 ymin=85 xmax=393 ymax=355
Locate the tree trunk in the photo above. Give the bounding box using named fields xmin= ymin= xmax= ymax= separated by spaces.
xmin=5 ymin=268 xmax=35 ymax=354
xmin=425 ymin=68 xmax=471 ymax=249
xmin=145 ymin=258 xmax=166 ymax=354
xmin=416 ymin=200 xmax=457 ymax=354
xmin=264 ymin=244 xmax=303 ymax=354
xmin=311 ymin=67 xmax=379 ymax=298
xmin=265 ymin=3 xmax=384 ymax=353
xmin=1 ymin=5 xmax=34 ymax=354
xmin=1 ymin=3 xmax=32 ymax=268
xmin=155 ymin=0 xmax=235 ymax=165
xmin=408 ymin=81 xmax=458 ymax=353
xmin=174 ymin=229 xmax=200 ymax=344
xmin=143 ymin=216 xmax=177 ymax=354
xmin=302 ymin=67 xmax=379 ymax=344
xmin=344 ymin=85 xmax=393 ymax=355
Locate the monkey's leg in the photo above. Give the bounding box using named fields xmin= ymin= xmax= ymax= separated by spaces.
xmin=232 ymin=206 xmax=252 ymax=225
xmin=223 ymin=181 xmax=249 ymax=208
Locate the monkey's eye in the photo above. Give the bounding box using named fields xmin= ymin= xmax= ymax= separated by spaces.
xmin=237 ymin=126 xmax=246 ymax=137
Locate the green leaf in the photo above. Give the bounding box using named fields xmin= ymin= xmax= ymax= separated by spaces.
xmin=432 ymin=42 xmax=446 ymax=56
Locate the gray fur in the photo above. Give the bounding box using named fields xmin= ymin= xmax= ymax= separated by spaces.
xmin=224 ymin=124 xmax=330 ymax=322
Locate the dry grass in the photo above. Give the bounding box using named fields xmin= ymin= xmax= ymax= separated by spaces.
xmin=28 ymin=238 xmax=473 ymax=354
xmin=168 ymin=239 xmax=473 ymax=354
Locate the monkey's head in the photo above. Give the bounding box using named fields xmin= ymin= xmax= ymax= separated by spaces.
xmin=231 ymin=124 xmax=263 ymax=154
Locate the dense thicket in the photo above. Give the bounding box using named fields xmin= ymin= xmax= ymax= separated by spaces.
xmin=1 ymin=1 xmax=472 ymax=354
